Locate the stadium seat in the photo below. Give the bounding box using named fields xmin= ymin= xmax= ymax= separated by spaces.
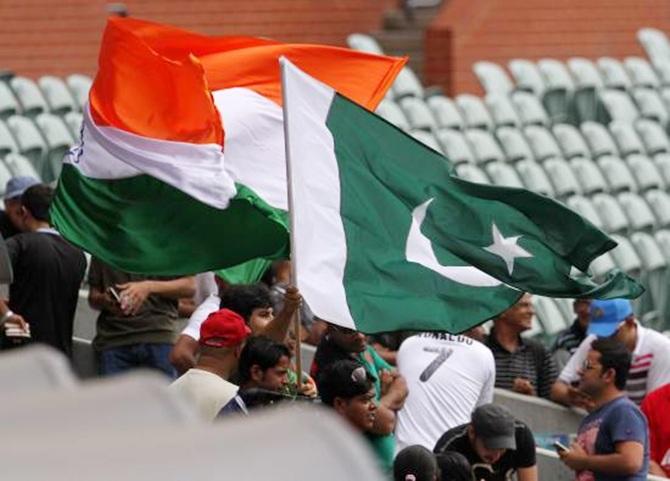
xmin=435 ymin=128 xmax=475 ymax=165
xmin=654 ymin=229 xmax=670 ymax=260
xmin=38 ymin=76 xmax=77 ymax=115
xmin=410 ymin=130 xmax=442 ymax=153
xmin=543 ymin=158 xmax=581 ymax=198
xmin=624 ymin=57 xmax=661 ymax=89
xmin=592 ymin=193 xmax=630 ymax=233
xmin=485 ymin=94 xmax=521 ymax=127
xmin=510 ymin=91 xmax=550 ymax=126
xmin=581 ymin=121 xmax=620 ymax=158
xmin=455 ymin=163 xmax=489 ymax=184
xmin=0 ymin=119 xmax=19 ymax=156
xmin=596 ymin=57 xmax=632 ymax=90
xmin=34 ymin=113 xmax=75 ymax=182
xmin=538 ymin=59 xmax=575 ymax=91
xmin=392 ymin=66 xmax=424 ymax=99
xmin=589 ymin=251 xmax=617 ymax=278
xmin=455 ymin=94 xmax=494 ymax=130
xmin=9 ymin=76 xmax=48 ymax=117
xmin=5 ymin=115 xmax=47 ymax=177
xmin=608 ymin=234 xmax=643 ymax=275
xmin=426 ymin=96 xmax=464 ymax=130
xmin=567 ymin=57 xmax=604 ymax=89
xmin=617 ymin=191 xmax=657 ymax=231
xmin=464 ymin=129 xmax=505 ymax=165
xmin=566 ymin=195 xmax=605 ymax=230
xmin=599 ymin=89 xmax=639 ymax=123
xmin=635 ymin=118 xmax=670 ymax=155
xmin=645 ymin=189 xmax=670 ymax=229
xmin=515 ymin=159 xmax=555 ymax=197
xmin=346 ymin=33 xmax=384 ymax=55
xmin=508 ymin=59 xmax=546 ymax=96
xmin=608 ymin=121 xmax=646 ymax=157
xmin=629 ymin=233 xmax=667 ymax=285
xmin=66 ymin=73 xmax=92 ymax=110
xmin=0 ymin=161 xmax=12 ymax=196
xmin=626 ymin=154 xmax=665 ymax=191
xmin=631 ymin=88 xmax=668 ymax=126
xmin=658 ymin=87 xmax=670 ymax=121
xmin=597 ymin=155 xmax=637 ymax=193
xmin=569 ymin=157 xmax=608 ymax=195
xmin=473 ymin=61 xmax=514 ymax=95
xmin=398 ymin=97 xmax=438 ymax=132
xmin=485 ymin=161 xmax=524 ymax=188
xmin=375 ymin=99 xmax=410 ymax=131
xmin=654 ymin=153 xmax=670 ymax=185
xmin=534 ymin=296 xmax=569 ymax=336
xmin=552 ymin=124 xmax=591 ymax=159
xmin=63 ymin=111 xmax=83 ymax=139
xmin=523 ymin=125 xmax=562 ymax=161
xmin=0 ymin=82 xmax=20 ymax=119
xmin=3 ymin=152 xmax=41 ymax=180
xmin=638 ymin=28 xmax=670 ymax=64
xmin=496 ymin=126 xmax=535 ymax=162
xmin=653 ymin=59 xmax=670 ymax=87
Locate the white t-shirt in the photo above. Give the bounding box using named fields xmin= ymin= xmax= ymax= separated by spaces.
xmin=395 ymin=333 xmax=496 ymax=452
xmin=180 ymin=294 xmax=221 ymax=340
xmin=194 ymin=272 xmax=218 ymax=306
xmin=558 ymin=322 xmax=670 ymax=404
xmin=169 ymin=368 xmax=238 ymax=421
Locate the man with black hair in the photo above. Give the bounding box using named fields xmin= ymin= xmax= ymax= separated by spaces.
xmin=393 ymin=445 xmax=440 ymax=481
xmin=559 ymin=337 xmax=649 ymax=481
xmin=219 ymin=335 xmax=291 ymax=415
xmin=0 ymin=184 xmax=86 ymax=355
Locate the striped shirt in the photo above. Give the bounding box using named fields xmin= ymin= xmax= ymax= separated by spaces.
xmin=485 ymin=330 xmax=559 ymax=399
xmin=552 ymin=319 xmax=587 ymax=355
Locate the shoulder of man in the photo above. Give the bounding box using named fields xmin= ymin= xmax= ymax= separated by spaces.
xmin=433 ymin=423 xmax=469 ymax=454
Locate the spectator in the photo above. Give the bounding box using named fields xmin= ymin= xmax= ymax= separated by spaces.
xmin=395 ymin=332 xmax=495 ymax=451
xmin=436 ymin=451 xmax=473 ymax=481
xmin=433 ymin=404 xmax=537 ymax=481
xmin=268 ymin=260 xmax=317 ymax=343
xmin=552 ymin=299 xmax=591 ymax=370
xmin=0 ymin=176 xmax=39 ymax=239
xmin=484 ymin=293 xmax=558 ymax=399
xmin=219 ymin=335 xmax=291 ymax=415
xmin=558 ymin=337 xmax=649 ymax=480
xmin=311 ymin=322 xmax=408 ymax=473
xmin=87 ymin=257 xmax=196 ymax=378
xmin=369 ymin=331 xmax=415 ymax=366
xmin=394 ymin=445 xmax=440 ymax=481
xmin=169 ymin=309 xmax=250 ymax=421
xmin=0 ymin=185 xmax=86 ymax=355
xmin=551 ymin=299 xmax=670 ymax=407
xmin=640 ymin=383 xmax=670 ymax=477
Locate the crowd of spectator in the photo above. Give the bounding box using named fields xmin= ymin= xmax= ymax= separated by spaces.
xmin=2 ymin=174 xmax=670 ymax=480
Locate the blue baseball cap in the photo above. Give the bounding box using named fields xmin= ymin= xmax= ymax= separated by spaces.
xmin=588 ymin=299 xmax=633 ymax=337
xmin=4 ymin=176 xmax=40 ymax=201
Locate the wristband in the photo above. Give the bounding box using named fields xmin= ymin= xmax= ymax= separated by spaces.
xmin=0 ymin=310 xmax=15 ymax=324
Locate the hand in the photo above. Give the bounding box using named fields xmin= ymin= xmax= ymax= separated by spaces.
xmin=103 ymin=292 xmax=125 ymax=317
xmin=5 ymin=313 xmax=28 ymax=332
xmin=559 ymin=442 xmax=588 ymax=471
xmin=513 ymin=377 xmax=536 ymax=396
xmin=283 ymin=286 xmax=302 ymax=314
xmin=566 ymin=386 xmax=595 ymax=410
xmin=379 ymin=369 xmax=395 ymax=396
xmin=116 ymin=281 xmax=152 ymax=316
xmin=298 ymin=375 xmax=318 ymax=398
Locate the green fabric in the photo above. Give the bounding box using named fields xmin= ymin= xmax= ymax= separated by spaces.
xmin=215 ymin=258 xmax=273 ymax=285
xmin=324 ymin=93 xmax=643 ymax=334
xmin=51 ymin=164 xmax=289 ymax=275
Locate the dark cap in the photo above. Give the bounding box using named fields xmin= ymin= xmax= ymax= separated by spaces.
xmin=471 ymin=404 xmax=516 ymax=450
xmin=317 ymin=359 xmax=374 ymax=406
xmin=393 ymin=445 xmax=439 ymax=481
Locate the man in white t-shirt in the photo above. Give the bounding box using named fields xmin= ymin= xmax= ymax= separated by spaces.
xmin=169 ymin=308 xmax=250 ymax=421
xmin=394 ymin=332 xmax=496 ymax=452
xmin=551 ymin=298 xmax=670 ymax=407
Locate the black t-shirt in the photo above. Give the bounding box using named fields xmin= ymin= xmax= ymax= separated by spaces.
xmin=0 ymin=211 xmax=19 ymax=240
xmin=433 ymin=422 xmax=536 ymax=481
xmin=7 ymin=230 xmax=86 ymax=356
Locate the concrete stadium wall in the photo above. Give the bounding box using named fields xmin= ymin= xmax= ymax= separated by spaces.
xmin=426 ymin=0 xmax=670 ymax=95
xmin=0 ymin=0 xmax=394 ymax=79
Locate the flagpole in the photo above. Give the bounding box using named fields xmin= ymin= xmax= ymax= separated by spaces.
xmin=279 ymin=57 xmax=303 ymax=393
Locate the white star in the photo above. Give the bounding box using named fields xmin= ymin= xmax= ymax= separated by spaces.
xmin=484 ymin=223 xmax=533 ymax=275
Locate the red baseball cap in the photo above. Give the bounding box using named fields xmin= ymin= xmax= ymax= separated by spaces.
xmin=199 ymin=308 xmax=251 ymax=348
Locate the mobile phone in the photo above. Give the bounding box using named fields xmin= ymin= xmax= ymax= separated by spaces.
xmin=108 ymin=287 xmax=122 ymax=304
xmin=553 ymin=441 xmax=569 ymax=453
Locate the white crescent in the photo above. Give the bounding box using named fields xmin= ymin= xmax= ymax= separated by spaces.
xmin=405 ymin=198 xmax=503 ymax=287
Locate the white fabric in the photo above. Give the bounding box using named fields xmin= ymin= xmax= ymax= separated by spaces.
xmin=168 ymin=368 xmax=238 ymax=421
xmin=280 ymin=58 xmax=355 ymax=329
xmin=194 ymin=272 xmax=218 ymax=306
xmin=65 ymin=106 xmax=237 ymax=209
xmin=181 ymin=294 xmax=221 ymax=340
xmin=395 ymin=333 xmax=496 ymax=452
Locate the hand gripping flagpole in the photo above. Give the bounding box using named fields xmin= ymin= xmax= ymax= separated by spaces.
xmin=279 ymin=57 xmax=303 ymax=394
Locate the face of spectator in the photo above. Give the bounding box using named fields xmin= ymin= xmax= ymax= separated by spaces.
xmin=329 ymin=326 xmax=367 ymax=353
xmin=250 ymin=354 xmax=290 ymax=392
xmin=573 ymin=299 xmax=592 ymax=328
xmin=248 ymin=306 xmax=274 ymax=333
xmin=613 ymin=317 xmax=637 ymax=352
xmin=334 ymin=387 xmax=377 ymax=432
xmin=4 ymin=198 xmax=22 ymax=229
xmin=578 ymin=349 xmax=607 ymax=397
xmin=468 ymin=427 xmax=506 ymax=465
xmin=497 ymin=293 xmax=534 ymax=332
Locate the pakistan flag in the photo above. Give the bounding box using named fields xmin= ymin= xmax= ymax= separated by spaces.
xmin=281 ymin=60 xmax=643 ymax=334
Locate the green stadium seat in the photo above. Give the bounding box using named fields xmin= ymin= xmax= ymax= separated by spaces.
xmin=5 ymin=115 xmax=48 ymax=178
xmin=375 ymin=99 xmax=410 ymax=131
xmin=631 ymin=88 xmax=668 ymax=126
xmin=398 ymin=97 xmax=438 ymax=132
xmin=599 ymin=89 xmax=639 ymax=123
xmin=0 ymin=82 xmax=20 ymax=119
xmin=543 ymin=157 xmax=581 ymax=198
xmin=617 ymin=192 xmax=656 ymax=231
xmin=409 ymin=129 xmax=442 ymax=153
xmin=455 ymin=164 xmax=489 ymax=184
xmin=569 ymin=157 xmax=608 ymax=195
xmin=9 ymin=76 xmax=48 ymax=117
xmin=464 ymin=128 xmax=505 ymax=165
xmin=644 ymin=189 xmax=670 ymax=228
xmin=485 ymin=161 xmax=524 ymax=188
xmin=624 ymin=57 xmax=660 ymax=89
xmin=597 ymin=155 xmax=637 ymax=193
xmin=552 ymin=124 xmax=591 ymax=159
xmin=609 ymin=121 xmax=646 ymax=157
xmin=485 ymin=93 xmax=521 ymax=128
xmin=627 ymin=154 xmax=665 ymax=191
xmin=566 ymin=195 xmax=605 ymax=230
xmin=455 ymin=94 xmax=494 ymax=130
xmin=3 ymin=152 xmax=40 ymax=180
xmin=568 ymin=58 xmax=604 ymax=89
xmin=38 ymin=76 xmax=77 ymax=115
xmin=473 ymin=61 xmax=514 ymax=95
xmin=496 ymin=126 xmax=535 ymax=163
xmin=0 ymin=119 xmax=19 ymax=156
xmin=66 ymin=74 xmax=92 ymax=110
xmin=608 ymin=234 xmax=643 ymax=275
xmin=534 ymin=297 xmax=569 ymax=336
xmin=597 ymin=57 xmax=632 ymax=90
xmin=346 ymin=33 xmax=384 ymax=55
xmin=392 ymin=67 xmax=424 ymax=100
xmin=581 ymin=121 xmax=620 ymax=158
xmin=426 ymin=96 xmax=464 ymax=130
xmin=592 ymin=193 xmax=630 ymax=233
xmin=635 ymin=119 xmax=670 ymax=155
xmin=523 ymin=125 xmax=562 ymax=161
xmin=435 ymin=129 xmax=475 ymax=165
xmin=515 ymin=159 xmax=555 ymax=197
xmin=511 ymin=91 xmax=550 ymax=127
xmin=653 ymin=153 xmax=670 ymax=185
xmin=508 ymin=59 xmax=546 ymax=96
xmin=34 ymin=113 xmax=75 ymax=182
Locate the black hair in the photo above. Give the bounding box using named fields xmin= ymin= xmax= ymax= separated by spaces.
xmin=394 ymin=445 xmax=440 ymax=481
xmin=591 ymin=337 xmax=632 ymax=390
xmin=21 ymin=184 xmax=52 ymax=222
xmin=219 ymin=283 xmax=272 ymax=322
xmin=237 ymin=335 xmax=290 ymax=385
xmin=317 ymin=359 xmax=374 ymax=406
xmin=436 ymin=451 xmax=473 ymax=481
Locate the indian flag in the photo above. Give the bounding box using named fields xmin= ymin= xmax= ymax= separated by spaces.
xmin=281 ymin=59 xmax=643 ymax=333
xmin=51 ymin=18 xmax=405 ymax=275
